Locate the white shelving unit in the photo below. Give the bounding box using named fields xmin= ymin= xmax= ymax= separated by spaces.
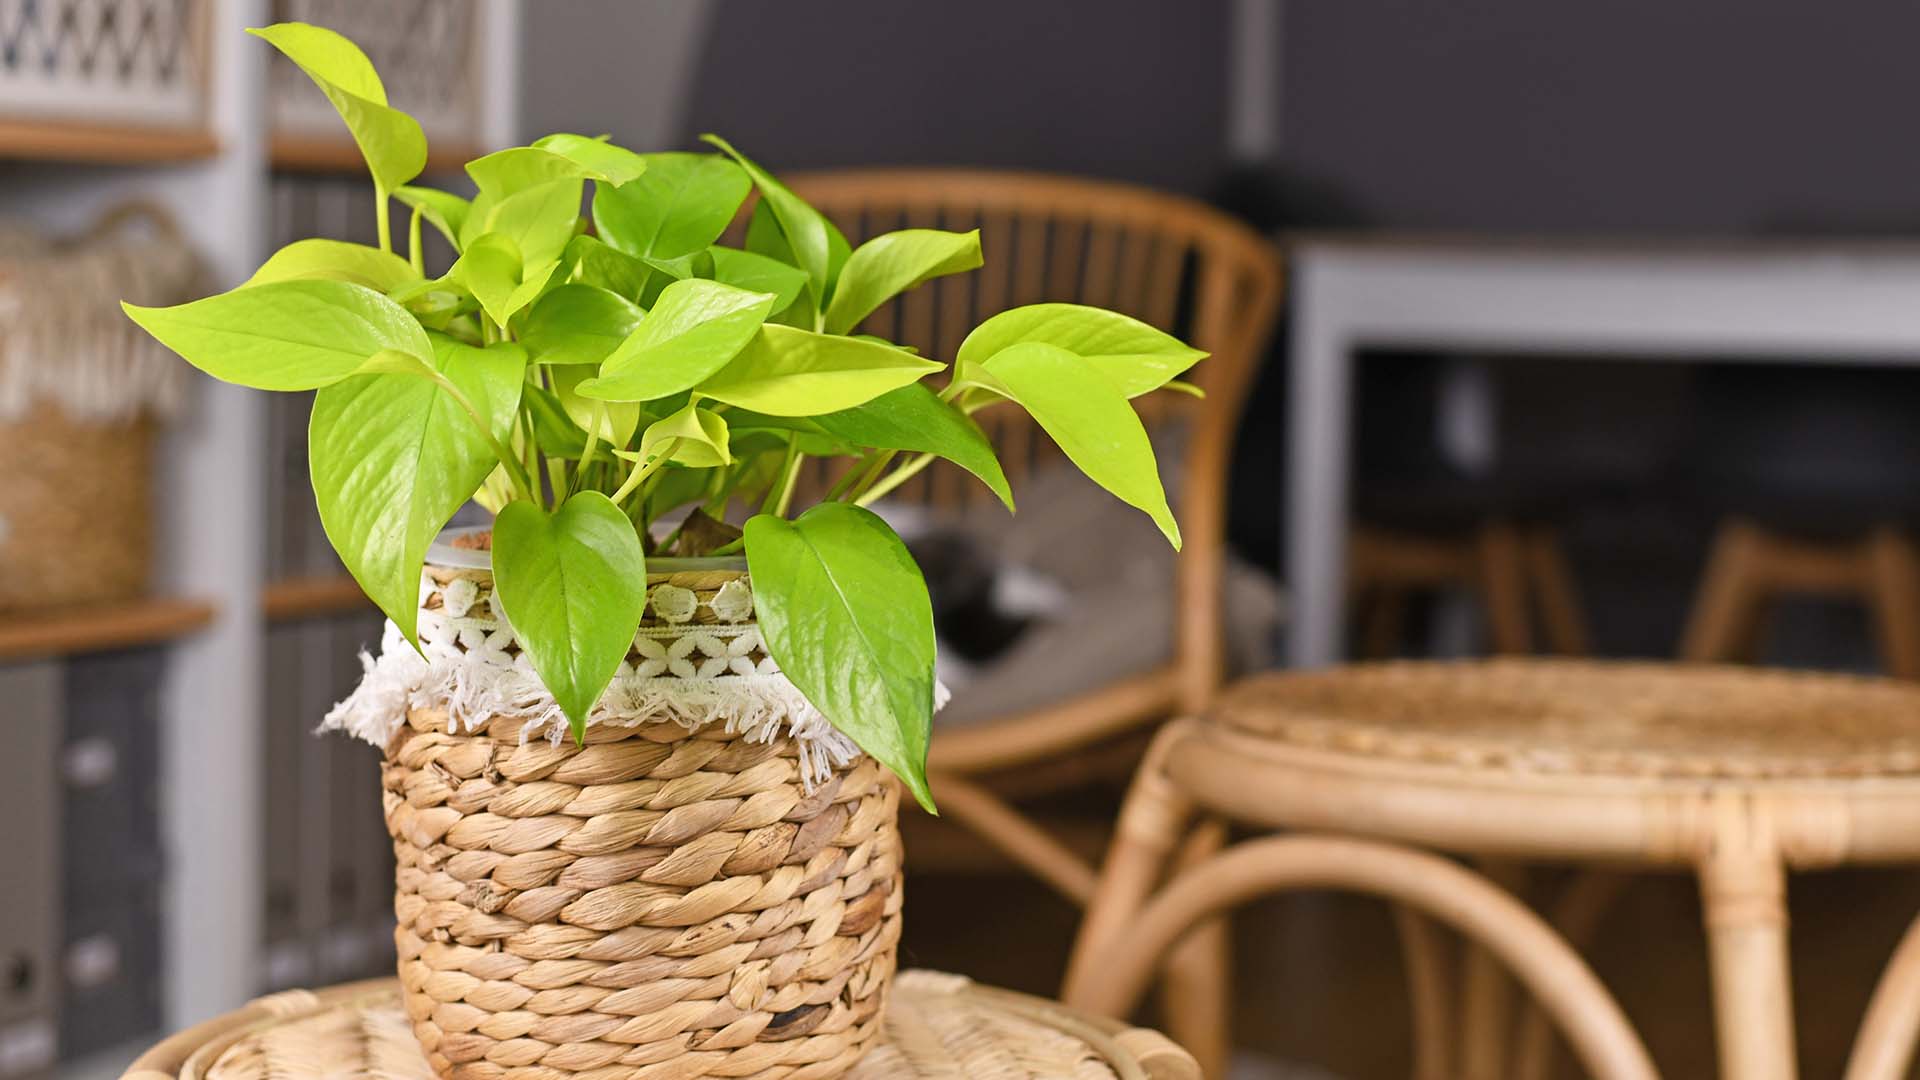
xmin=0 ymin=0 xmax=521 ymax=1062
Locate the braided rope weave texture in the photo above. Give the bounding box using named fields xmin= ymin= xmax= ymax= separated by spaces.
xmin=385 ymin=704 xmax=903 ymax=1080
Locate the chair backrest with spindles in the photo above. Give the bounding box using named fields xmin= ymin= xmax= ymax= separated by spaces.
xmin=770 ymin=170 xmax=1283 ymax=711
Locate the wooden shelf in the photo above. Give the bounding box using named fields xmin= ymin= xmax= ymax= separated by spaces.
xmin=270 ymin=134 xmax=479 ymax=176
xmin=0 ymin=597 xmax=217 ymax=661
xmin=262 ymin=575 xmax=372 ymax=622
xmin=0 ymin=119 xmax=220 ymax=165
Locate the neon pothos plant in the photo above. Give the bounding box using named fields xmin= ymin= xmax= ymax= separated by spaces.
xmin=124 ymin=23 xmax=1204 ymax=811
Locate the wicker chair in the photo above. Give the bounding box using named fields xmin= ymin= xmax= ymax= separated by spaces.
xmin=1066 ymin=659 xmax=1920 ymax=1080
xmin=772 ymin=170 xmax=1280 ymax=1047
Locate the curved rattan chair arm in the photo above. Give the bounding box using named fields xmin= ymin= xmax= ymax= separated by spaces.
xmin=1847 ymin=911 xmax=1920 ymax=1079
xmin=1063 ymin=834 xmax=1659 ymax=1080
xmin=927 ymin=669 xmax=1179 ymax=774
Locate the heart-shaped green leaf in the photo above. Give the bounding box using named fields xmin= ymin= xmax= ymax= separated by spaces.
xmin=709 ymin=245 xmax=810 ymax=316
xmin=561 ymin=235 xmax=651 ymax=302
xmin=824 ymin=229 xmax=983 ymax=335
xmin=976 ymin=341 xmax=1178 ymax=546
xmin=309 ymin=335 xmax=525 ymax=648
xmin=462 ymin=178 xmax=585 ymax=268
xmin=695 ymin=325 xmax=942 ymax=416
xmin=814 ymin=384 xmax=1012 ymax=509
xmin=394 ymin=185 xmax=471 ymax=252
xmin=592 ymin=152 xmax=751 ymax=262
xmin=467 ymin=142 xmax=637 ymax=200
xmin=630 ymin=401 xmax=731 ymax=468
xmin=451 ymin=233 xmax=558 ymax=327
xmin=492 ymin=492 xmax=648 ymax=738
xmin=249 ymin=24 xmax=426 ymax=194
xmin=243 ymin=238 xmax=422 ymax=292
xmin=123 ymin=280 xmax=431 ymax=391
xmin=958 ymin=303 xmax=1208 ymax=398
xmin=521 ymin=283 xmax=643 ymax=366
xmin=744 ymin=503 xmax=936 ymax=812
xmin=576 ymin=279 xmax=776 ymax=403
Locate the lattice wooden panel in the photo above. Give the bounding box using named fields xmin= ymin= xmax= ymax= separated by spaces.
xmin=0 ymin=0 xmax=207 ymax=125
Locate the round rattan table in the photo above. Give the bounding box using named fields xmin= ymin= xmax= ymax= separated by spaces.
xmin=1063 ymin=659 xmax=1920 ymax=1080
xmin=122 ymin=971 xmax=1195 ymax=1080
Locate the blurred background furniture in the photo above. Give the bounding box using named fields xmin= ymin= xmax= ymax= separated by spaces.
xmin=779 ymin=170 xmax=1283 ymax=908
xmin=1285 ymin=237 xmax=1920 ymax=668
xmin=122 ymin=972 xmax=1201 ymax=1080
xmin=1346 ymin=356 xmax=1591 ymax=657
xmin=1679 ymin=366 xmax=1920 ymax=677
xmin=1068 ymin=660 xmax=1920 ymax=1080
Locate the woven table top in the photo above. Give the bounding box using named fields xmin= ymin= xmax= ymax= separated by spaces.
xmin=124 ymin=972 xmax=1196 ymax=1080
xmin=1211 ymin=659 xmax=1920 ymax=781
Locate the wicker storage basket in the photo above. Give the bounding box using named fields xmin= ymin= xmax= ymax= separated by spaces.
xmin=371 ymin=539 xmax=902 ymax=1080
xmin=0 ymin=202 xmax=198 ymax=610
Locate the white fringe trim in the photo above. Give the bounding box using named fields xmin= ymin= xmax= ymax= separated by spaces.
xmin=323 ymin=621 xmax=949 ymax=789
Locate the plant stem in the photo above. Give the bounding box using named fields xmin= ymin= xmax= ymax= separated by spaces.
xmin=408 ymin=205 xmax=425 ymax=276
xmin=840 ymin=449 xmax=899 ymax=503
xmin=855 ymin=452 xmax=935 ymax=507
xmin=376 ymin=185 xmax=393 ymax=254
xmin=759 ymin=437 xmax=801 ymax=517
xmin=610 ymin=451 xmax=667 ymax=506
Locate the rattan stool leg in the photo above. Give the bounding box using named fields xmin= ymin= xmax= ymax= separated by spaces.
xmin=1682 ymin=519 xmax=1768 ymax=662
xmin=1476 ymin=521 xmax=1534 ymax=655
xmin=1845 ymin=907 xmax=1920 ymax=1080
xmin=1067 ymin=726 xmax=1197 ymax=1007
xmin=1393 ymin=907 xmax=1456 ymax=1080
xmin=1524 ymin=526 xmax=1592 ymax=656
xmin=1699 ymin=844 xmax=1796 ymax=1080
xmin=1865 ymin=528 xmax=1920 ymax=681
xmin=1161 ymin=819 xmax=1232 ymax=1079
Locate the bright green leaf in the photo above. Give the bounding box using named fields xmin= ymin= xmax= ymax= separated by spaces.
xmin=123 ymin=280 xmax=431 ymax=391
xmin=976 ymin=341 xmax=1179 ymax=546
xmin=551 ymin=364 xmax=641 ymax=448
xmin=631 ymin=401 xmax=731 ymax=468
xmin=450 ymin=233 xmax=557 ymax=327
xmin=532 ymin=133 xmax=648 ymax=186
xmin=521 ymin=283 xmax=643 ymax=365
xmin=814 ymin=383 xmax=1012 ymax=509
xmin=709 ymin=245 xmax=810 ymax=316
xmin=703 ymin=134 xmax=841 ymax=294
xmin=249 ymin=23 xmax=426 ymax=193
xmin=492 ymin=492 xmax=647 ymax=738
xmin=394 ymin=186 xmax=471 ymax=251
xmin=524 ymin=383 xmax=589 ymax=457
xmin=576 ymin=279 xmax=776 ymax=403
xmin=561 ymin=235 xmax=650 ymax=302
xmin=824 ymin=229 xmax=983 ymax=335
xmin=462 ymin=178 xmax=584 ymax=268
xmin=744 ymin=504 xmax=936 ymax=811
xmin=958 ymin=303 xmax=1208 ymax=398
xmin=309 ymin=334 xmax=524 ymax=648
xmin=695 ymin=324 xmax=942 ymax=416
xmin=243 ymin=238 xmax=421 ymax=293
xmin=592 ymin=152 xmax=751 ymax=261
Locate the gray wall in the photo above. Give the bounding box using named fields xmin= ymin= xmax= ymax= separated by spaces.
xmin=1279 ymin=1 xmax=1920 ymax=233
xmin=522 ymin=0 xmax=1233 ymax=196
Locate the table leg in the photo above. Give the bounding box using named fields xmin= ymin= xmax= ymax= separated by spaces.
xmin=1286 ymin=271 xmax=1352 ymax=669
xmin=1699 ymin=847 xmax=1796 ymax=1080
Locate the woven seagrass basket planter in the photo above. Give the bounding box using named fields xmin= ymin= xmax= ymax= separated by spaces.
xmin=371 ymin=536 xmax=903 ymax=1080
xmin=0 ymin=201 xmax=197 ymax=610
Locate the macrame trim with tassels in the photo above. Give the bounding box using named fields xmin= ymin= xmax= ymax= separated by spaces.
xmin=322 ymin=567 xmax=945 ymax=789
